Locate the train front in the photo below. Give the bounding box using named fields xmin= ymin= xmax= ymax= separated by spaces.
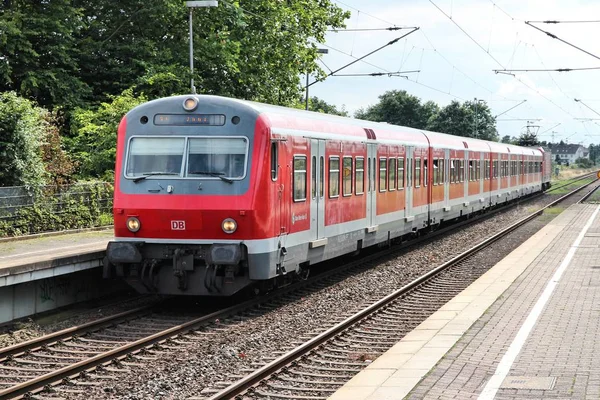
xmin=104 ymin=95 xmax=267 ymax=296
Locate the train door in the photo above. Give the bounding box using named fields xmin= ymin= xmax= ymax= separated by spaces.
xmin=444 ymin=149 xmax=450 ymax=208
xmin=310 ymin=139 xmax=326 ymax=240
xmin=366 ymin=143 xmax=377 ymax=228
xmin=405 ymin=147 xmax=414 ymax=219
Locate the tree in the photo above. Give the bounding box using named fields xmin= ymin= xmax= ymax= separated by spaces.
xmin=355 ymin=90 xmax=439 ymax=129
xmin=426 ymin=100 xmax=498 ymax=141
xmin=1 ymin=0 xmax=349 ymax=110
xmin=501 ymin=135 xmax=514 ymax=144
xmin=302 ymin=96 xmax=348 ymax=116
xmin=0 ymin=92 xmax=47 ymax=187
xmin=589 ymin=144 xmax=599 ymax=164
xmin=67 ymin=89 xmax=148 ymax=180
xmin=0 ymin=0 xmax=90 ymax=110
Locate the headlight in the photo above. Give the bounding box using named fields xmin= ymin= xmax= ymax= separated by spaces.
xmin=222 ymin=218 xmax=237 ymax=234
xmin=183 ymin=97 xmax=198 ymax=111
xmin=127 ymin=217 xmax=141 ymax=232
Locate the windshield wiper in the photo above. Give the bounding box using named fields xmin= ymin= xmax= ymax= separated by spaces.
xmin=188 ymin=171 xmax=234 ymax=184
xmin=132 ymin=172 xmax=180 ymax=183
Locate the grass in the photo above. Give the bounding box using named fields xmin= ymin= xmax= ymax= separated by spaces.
xmin=543 ymin=206 xmax=565 ymax=215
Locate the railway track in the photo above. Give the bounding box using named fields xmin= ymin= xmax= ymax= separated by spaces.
xmin=1 ymin=178 xmax=596 ymax=399
xmin=205 ymin=178 xmax=600 ymax=400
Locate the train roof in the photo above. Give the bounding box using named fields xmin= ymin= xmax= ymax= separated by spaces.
xmin=141 ymin=95 xmax=543 ymax=156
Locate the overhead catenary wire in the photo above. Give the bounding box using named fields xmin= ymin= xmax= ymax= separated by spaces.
xmin=525 ymin=21 xmax=600 ymax=62
xmin=332 ymin=70 xmax=420 ymax=77
xmin=428 ymin=0 xmax=578 ymax=119
xmin=494 ymin=67 xmax=600 ymax=73
xmin=528 ymin=20 xmax=600 ymax=24
xmin=305 ymin=28 xmax=420 ymax=89
xmin=328 ymin=27 xmax=416 ymax=32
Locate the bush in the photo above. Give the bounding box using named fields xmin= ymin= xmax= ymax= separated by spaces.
xmin=67 ymin=89 xmax=147 ymax=179
xmin=575 ymin=157 xmax=593 ymax=168
xmin=0 ymin=182 xmax=113 ymax=237
xmin=0 ymin=92 xmax=48 ymax=186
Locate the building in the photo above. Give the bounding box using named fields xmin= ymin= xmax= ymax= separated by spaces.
xmin=548 ymin=143 xmax=589 ymax=164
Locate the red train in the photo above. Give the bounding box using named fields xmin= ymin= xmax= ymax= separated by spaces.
xmin=104 ymin=94 xmax=552 ymax=296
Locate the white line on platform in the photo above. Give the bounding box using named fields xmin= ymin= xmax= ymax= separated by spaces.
xmin=478 ymin=204 xmax=600 ymax=400
xmin=0 ymin=241 xmax=108 ymax=260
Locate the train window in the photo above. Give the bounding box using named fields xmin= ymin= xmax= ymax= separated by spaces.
xmin=415 ymin=158 xmax=421 ymax=188
xmin=408 ymin=158 xmax=413 ymax=187
xmin=450 ymin=159 xmax=455 ymax=183
xmin=320 ymin=156 xmax=324 ymax=197
xmin=433 ymin=159 xmax=439 ymax=185
xmin=483 ymin=160 xmax=487 ymax=180
xmin=468 ymin=160 xmax=474 ymax=182
xmin=293 ymin=156 xmax=307 ymax=202
xmin=127 ymin=137 xmax=186 ymax=178
xmin=329 ymin=157 xmax=340 ymax=198
xmin=343 ymin=157 xmax=353 ymax=196
xmin=423 ymin=159 xmax=428 ymax=187
xmin=440 ymin=159 xmax=445 ymax=183
xmin=379 ymin=158 xmax=387 ymax=192
xmin=460 ymin=160 xmax=465 ymax=182
xmin=398 ymin=158 xmax=405 ymax=189
xmin=186 ymin=137 xmax=247 ymax=179
xmin=271 ymin=142 xmax=278 ymax=181
xmin=389 ymin=158 xmax=397 ymax=190
xmin=493 ymin=160 xmax=497 ymax=178
xmin=355 ymin=157 xmax=364 ymax=195
xmin=311 ymin=156 xmax=316 ymax=199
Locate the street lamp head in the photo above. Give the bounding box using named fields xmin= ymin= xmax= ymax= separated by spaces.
xmin=317 ymin=48 xmax=329 ymax=54
xmin=186 ymin=1 xmax=218 ymax=7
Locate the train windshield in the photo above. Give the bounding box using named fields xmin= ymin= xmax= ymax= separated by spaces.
xmin=125 ymin=136 xmax=248 ymax=180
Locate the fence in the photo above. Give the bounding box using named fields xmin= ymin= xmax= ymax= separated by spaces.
xmin=0 ymin=182 xmax=114 ymax=237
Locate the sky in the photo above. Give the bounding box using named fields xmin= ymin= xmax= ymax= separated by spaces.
xmin=307 ymin=0 xmax=600 ymax=146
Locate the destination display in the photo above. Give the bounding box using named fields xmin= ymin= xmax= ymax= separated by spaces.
xmin=153 ymin=114 xmax=226 ymax=126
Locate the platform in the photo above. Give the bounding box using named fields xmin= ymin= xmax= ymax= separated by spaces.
xmin=0 ymin=230 xmax=115 ymax=323
xmin=329 ymin=203 xmax=600 ymax=399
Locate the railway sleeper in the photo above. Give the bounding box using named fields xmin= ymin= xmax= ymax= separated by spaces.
xmin=254 ymin=389 xmax=327 ymax=400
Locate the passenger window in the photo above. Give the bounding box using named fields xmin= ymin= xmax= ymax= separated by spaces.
xmin=415 ymin=158 xmax=421 ymax=187
xmin=343 ymin=157 xmax=352 ymax=196
xmin=293 ymin=156 xmax=307 ymax=202
xmin=271 ymin=142 xmax=278 ymax=181
xmin=460 ymin=160 xmax=465 ymax=182
xmin=319 ymin=156 xmax=324 ymax=197
xmin=450 ymin=159 xmax=455 ymax=184
xmin=433 ymin=159 xmax=439 ymax=185
xmin=398 ymin=157 xmax=405 ymax=189
xmin=423 ymin=159 xmax=428 ymax=187
xmin=355 ymin=157 xmax=364 ymax=195
xmin=440 ymin=159 xmax=445 ymax=183
xmin=379 ymin=158 xmax=387 ymax=192
xmin=389 ymin=158 xmax=396 ymax=190
xmin=329 ymin=157 xmax=340 ymax=198
xmin=311 ymin=156 xmax=316 ymax=199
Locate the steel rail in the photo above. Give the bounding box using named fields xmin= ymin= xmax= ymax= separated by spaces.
xmin=208 ymin=178 xmax=599 ymax=400
xmin=0 ymin=303 xmax=156 ymax=362
xmin=544 ymin=171 xmax=598 ymax=194
xmin=2 ymin=177 xmax=595 ymax=399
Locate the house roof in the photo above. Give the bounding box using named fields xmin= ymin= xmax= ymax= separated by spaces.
xmin=548 ymin=144 xmax=584 ymax=155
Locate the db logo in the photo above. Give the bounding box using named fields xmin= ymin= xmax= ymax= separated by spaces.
xmin=171 ymin=220 xmax=186 ymax=230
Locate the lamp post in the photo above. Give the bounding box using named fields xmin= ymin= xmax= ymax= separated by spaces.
xmin=186 ymin=1 xmax=218 ymax=94
xmin=305 ymin=48 xmax=329 ymax=110
xmin=473 ymin=98 xmax=485 ymax=139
